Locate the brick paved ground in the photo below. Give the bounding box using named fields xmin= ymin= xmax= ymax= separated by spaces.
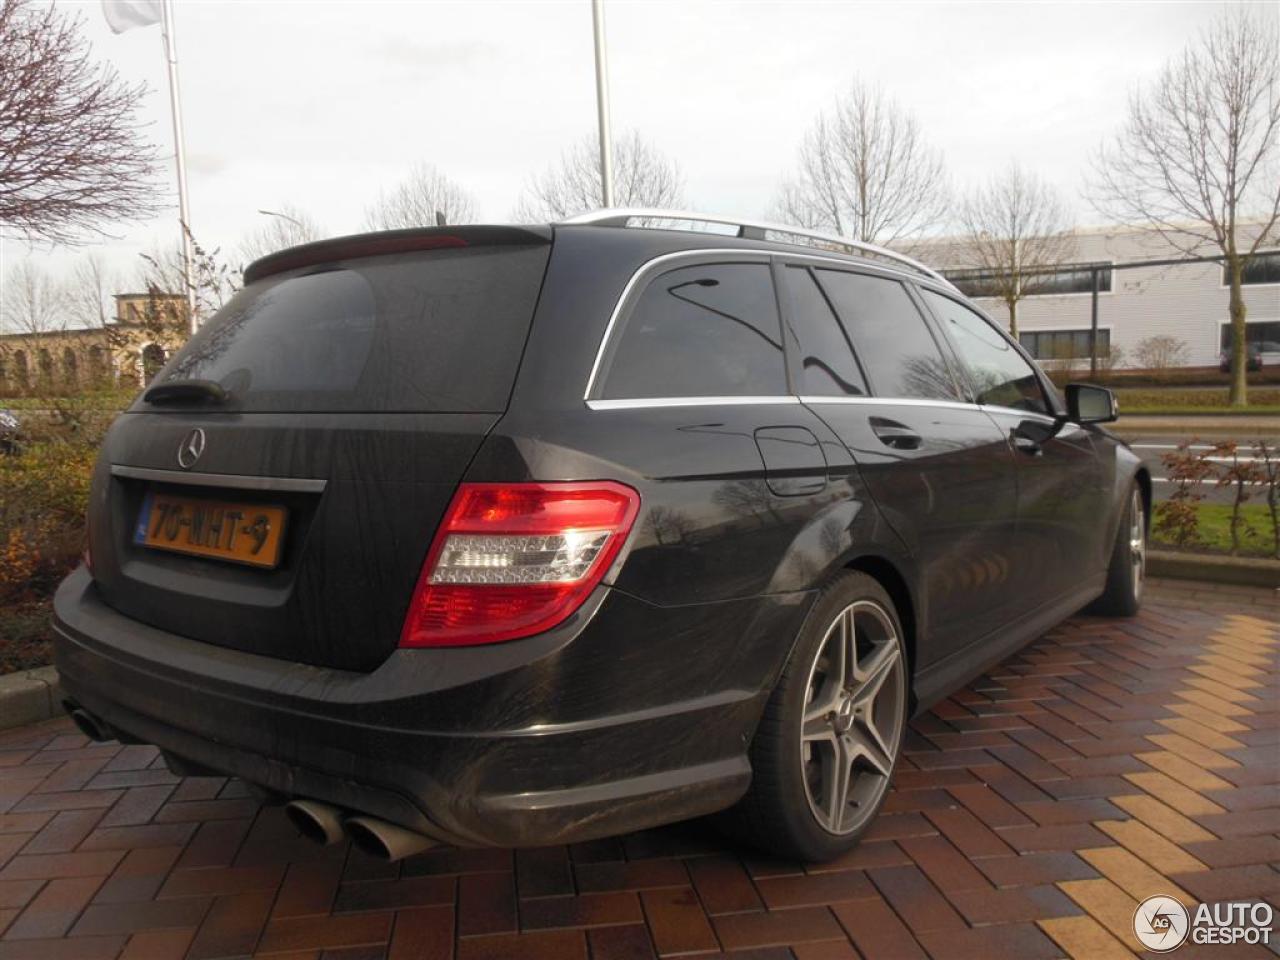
xmin=0 ymin=578 xmax=1274 ymax=959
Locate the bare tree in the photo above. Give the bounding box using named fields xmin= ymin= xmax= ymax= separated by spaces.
xmin=1090 ymin=8 xmax=1279 ymax=406
xmin=513 ymin=131 xmax=685 ymax=221
xmin=67 ymin=251 xmax=116 ymax=330
xmin=955 ymin=163 xmax=1076 ymax=338
xmin=769 ymin=79 xmax=948 ymax=246
xmin=1 ymin=259 xmax=67 ymax=336
xmin=238 ymin=204 xmax=324 ymax=266
xmin=138 ymin=230 xmax=237 ymax=324
xmin=0 ymin=0 xmax=159 ymax=244
xmin=364 ymin=164 xmax=476 ymax=230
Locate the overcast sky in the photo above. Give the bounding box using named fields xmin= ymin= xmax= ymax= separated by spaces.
xmin=0 ymin=0 xmax=1245 ymax=297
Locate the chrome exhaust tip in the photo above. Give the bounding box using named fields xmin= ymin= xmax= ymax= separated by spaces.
xmin=67 ymin=707 xmax=110 ymax=743
xmin=344 ymin=815 xmax=436 ymax=862
xmin=284 ymin=799 xmax=347 ymax=846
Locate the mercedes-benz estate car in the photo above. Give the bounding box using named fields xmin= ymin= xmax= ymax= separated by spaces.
xmin=54 ymin=210 xmax=1148 ymax=861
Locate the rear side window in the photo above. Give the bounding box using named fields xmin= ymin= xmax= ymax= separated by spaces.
xmin=922 ymin=290 xmax=1052 ymax=416
xmin=596 ymin=262 xmax=786 ymax=400
xmin=143 ymin=245 xmax=550 ymax=413
xmin=783 ymin=267 xmax=868 ymax=397
xmin=815 ymin=270 xmax=959 ymax=401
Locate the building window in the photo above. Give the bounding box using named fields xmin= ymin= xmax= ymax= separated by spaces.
xmin=1020 ymin=329 xmax=1111 ymax=361
xmin=1226 ymin=251 xmax=1280 ymax=286
xmin=945 ymin=263 xmax=1112 ymax=298
xmin=1220 ymin=320 xmax=1280 ymax=353
xmin=13 ymin=351 xmax=28 ymax=387
xmin=62 ymin=347 xmax=78 ymax=385
xmin=37 ymin=349 xmax=53 ymax=382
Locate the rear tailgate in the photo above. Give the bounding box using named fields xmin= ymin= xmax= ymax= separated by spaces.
xmin=88 ymin=230 xmax=551 ymax=672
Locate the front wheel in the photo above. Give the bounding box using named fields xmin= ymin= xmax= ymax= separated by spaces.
xmin=724 ymin=572 xmax=908 ymax=861
xmin=1093 ymin=483 xmax=1146 ymax=617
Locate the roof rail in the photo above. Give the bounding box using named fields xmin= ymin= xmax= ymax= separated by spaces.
xmin=559 ymin=208 xmax=955 ymax=289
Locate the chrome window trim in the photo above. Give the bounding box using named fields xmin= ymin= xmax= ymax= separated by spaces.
xmin=583 ymin=247 xmax=932 ymax=405
xmin=111 ymin=464 xmax=327 ymax=493
xmin=799 ymin=395 xmax=977 ymax=413
xmin=978 ymin=403 xmax=1058 ymax=423
xmin=586 ymin=396 xmax=800 ymax=411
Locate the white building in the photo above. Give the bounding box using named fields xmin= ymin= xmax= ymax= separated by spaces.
xmin=921 ymin=224 xmax=1279 ymax=369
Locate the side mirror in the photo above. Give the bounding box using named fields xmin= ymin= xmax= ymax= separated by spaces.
xmin=1065 ymin=383 xmax=1118 ymax=424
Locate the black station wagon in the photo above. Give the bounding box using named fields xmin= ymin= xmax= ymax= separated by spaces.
xmin=54 ymin=210 xmax=1149 ymax=862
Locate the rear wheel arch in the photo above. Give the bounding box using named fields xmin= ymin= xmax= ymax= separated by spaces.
xmin=843 ymin=555 xmax=918 ymax=709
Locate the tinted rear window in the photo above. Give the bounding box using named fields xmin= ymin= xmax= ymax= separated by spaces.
xmin=595 ymin=262 xmax=786 ymax=400
xmin=141 ymin=245 xmax=549 ymax=412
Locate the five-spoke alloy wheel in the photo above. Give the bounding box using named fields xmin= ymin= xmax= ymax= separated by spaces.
xmin=801 ymin=600 xmax=907 ymax=836
xmin=725 ymin=571 xmax=909 ymax=860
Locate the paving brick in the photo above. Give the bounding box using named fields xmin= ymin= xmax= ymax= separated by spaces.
xmin=91 ymin=845 xmax=182 ymax=905
xmin=712 ymin=904 xmax=844 ymax=951
xmin=186 ymin=888 xmax=274 ymax=960
xmin=575 ymin=858 xmax=689 ymax=893
xmin=831 ymin=897 xmax=926 ymax=960
xmin=586 ymin=924 xmax=656 ymax=960
xmin=754 ymin=869 xmax=875 ymax=909
xmin=256 ymin=913 xmax=394 ymax=954
xmin=515 ymin=847 xmax=573 ymax=899
xmin=68 ymin=895 xmax=211 ymax=936
xmin=456 ymin=929 xmax=586 ymax=960
xmin=458 ymin=871 xmax=517 ymax=937
xmin=639 ymin=887 xmax=718 ymax=955
xmin=3 ymin=876 xmax=102 ymax=939
xmin=520 ymin=891 xmax=642 ymax=931
xmin=687 ymin=856 xmax=763 ymax=915
xmin=119 ymin=929 xmax=194 ymax=960
xmin=333 ymin=875 xmax=455 ymax=914
xmin=1037 ymin=914 xmax=1134 ymax=960
xmin=388 ymin=904 xmax=455 ymax=960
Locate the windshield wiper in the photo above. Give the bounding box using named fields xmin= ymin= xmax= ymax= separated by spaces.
xmin=143 ymin=379 xmax=228 ymax=405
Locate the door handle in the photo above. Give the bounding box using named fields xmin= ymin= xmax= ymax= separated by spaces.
xmin=870 ymin=419 xmax=922 ymax=450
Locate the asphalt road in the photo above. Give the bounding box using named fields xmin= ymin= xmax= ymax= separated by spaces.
xmin=1125 ymin=434 xmax=1279 ymax=504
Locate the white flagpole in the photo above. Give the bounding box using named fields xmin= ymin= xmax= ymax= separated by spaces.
xmin=159 ymin=0 xmax=196 ymax=334
xmin=590 ymin=0 xmax=614 ymax=208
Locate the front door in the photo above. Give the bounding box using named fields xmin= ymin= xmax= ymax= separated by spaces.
xmin=918 ymin=288 xmax=1108 ymax=613
xmin=778 ymin=262 xmax=1022 ymax=666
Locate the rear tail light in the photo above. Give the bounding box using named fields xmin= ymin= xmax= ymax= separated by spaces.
xmin=399 ymin=481 xmax=640 ymax=647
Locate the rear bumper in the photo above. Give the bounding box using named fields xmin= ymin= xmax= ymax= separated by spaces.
xmin=54 ymin=568 xmax=807 ymax=846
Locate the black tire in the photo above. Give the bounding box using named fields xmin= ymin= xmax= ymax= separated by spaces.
xmin=722 ymin=571 xmax=909 ymax=861
xmin=1092 ymin=482 xmax=1146 ymax=617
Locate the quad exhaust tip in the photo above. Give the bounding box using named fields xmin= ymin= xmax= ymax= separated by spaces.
xmin=284 ymin=799 xmax=347 ymax=846
xmin=67 ymin=707 xmax=110 ymax=743
xmin=284 ymin=801 xmax=436 ymax=862
xmin=345 ymin=815 xmax=436 ymax=862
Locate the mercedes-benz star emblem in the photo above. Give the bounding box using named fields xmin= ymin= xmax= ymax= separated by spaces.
xmin=177 ymin=428 xmax=206 ymax=469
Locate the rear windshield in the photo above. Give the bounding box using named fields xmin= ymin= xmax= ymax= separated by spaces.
xmin=139 ymin=244 xmax=549 ymax=413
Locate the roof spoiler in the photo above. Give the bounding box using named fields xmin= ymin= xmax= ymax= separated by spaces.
xmin=243 ymin=225 xmax=553 ymax=285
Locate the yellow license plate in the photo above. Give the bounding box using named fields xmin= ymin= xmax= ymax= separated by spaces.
xmin=134 ymin=492 xmax=288 ymax=568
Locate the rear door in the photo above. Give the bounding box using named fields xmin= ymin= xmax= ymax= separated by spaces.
xmin=918 ymin=289 xmax=1109 ymax=604
xmin=89 ymin=232 xmax=552 ymax=672
xmin=780 ymin=262 xmax=1021 ymax=664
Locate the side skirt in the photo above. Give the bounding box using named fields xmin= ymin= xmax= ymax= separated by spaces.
xmin=910 ymin=574 xmax=1106 ymax=716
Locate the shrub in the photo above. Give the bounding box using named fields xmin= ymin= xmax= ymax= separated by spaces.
xmin=1133 ymin=336 xmax=1189 ymax=380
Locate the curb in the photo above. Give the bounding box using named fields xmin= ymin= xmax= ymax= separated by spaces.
xmin=0 ymin=666 xmax=64 ymax=732
xmin=1148 ymin=549 xmax=1280 ymax=589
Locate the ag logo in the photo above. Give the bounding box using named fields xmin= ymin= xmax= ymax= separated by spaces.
xmin=1134 ymin=895 xmax=1190 ymax=952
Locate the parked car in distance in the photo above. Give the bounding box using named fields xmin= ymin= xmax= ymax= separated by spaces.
xmin=1219 ymin=344 xmax=1264 ymax=373
xmin=0 ymin=409 xmax=21 ymax=455
xmin=54 ymin=211 xmax=1148 ymax=862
